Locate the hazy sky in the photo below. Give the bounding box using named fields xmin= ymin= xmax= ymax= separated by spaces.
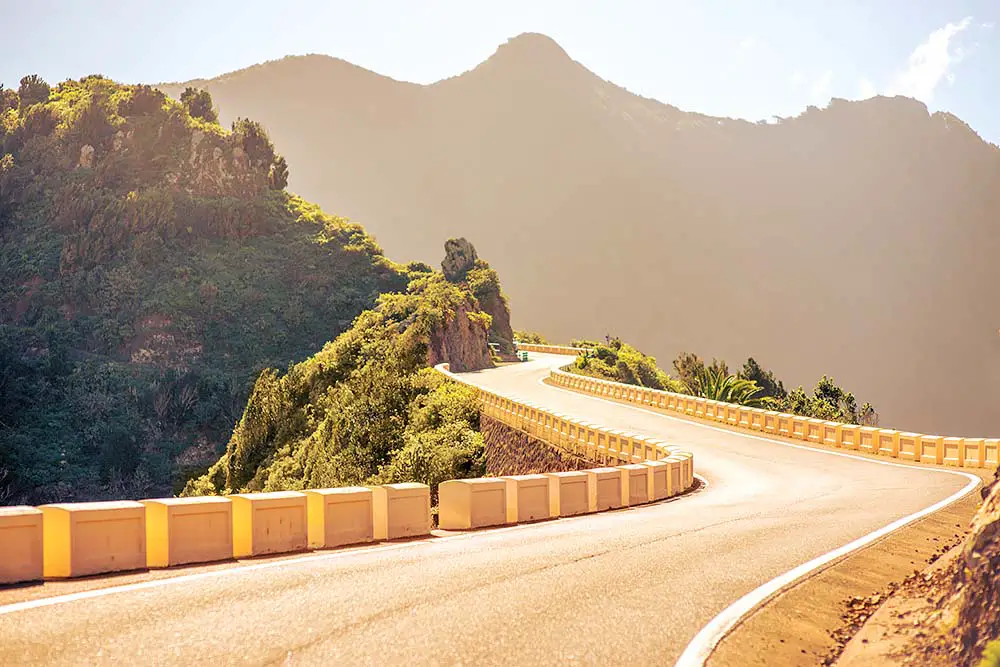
xmin=3 ymin=0 xmax=998 ymax=143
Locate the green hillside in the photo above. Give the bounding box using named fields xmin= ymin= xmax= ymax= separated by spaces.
xmin=0 ymin=75 xmax=415 ymax=503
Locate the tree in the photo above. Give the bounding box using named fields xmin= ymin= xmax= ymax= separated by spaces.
xmin=690 ymin=365 xmax=773 ymax=408
xmin=17 ymin=75 xmax=50 ymax=107
xmin=231 ymin=117 xmax=275 ymax=165
xmin=268 ymin=154 xmax=289 ymax=190
xmin=739 ymin=357 xmax=787 ymax=399
xmin=180 ymin=87 xmax=218 ymax=123
xmin=0 ymin=85 xmax=19 ymax=113
xmin=673 ymin=352 xmax=705 ymax=388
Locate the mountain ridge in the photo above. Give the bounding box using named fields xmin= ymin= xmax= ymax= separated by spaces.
xmin=159 ymin=33 xmax=1000 ymax=436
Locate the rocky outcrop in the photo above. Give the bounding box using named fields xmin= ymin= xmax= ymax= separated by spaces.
xmin=952 ymin=470 xmax=1000 ymax=660
xmin=475 ymin=279 xmax=515 ymax=356
xmin=480 ymin=415 xmax=594 ymax=475
xmin=442 ymin=237 xmax=477 ymax=282
xmin=427 ymin=302 xmax=493 ymax=372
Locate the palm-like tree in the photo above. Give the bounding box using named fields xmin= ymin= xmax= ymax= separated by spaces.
xmin=691 ymin=366 xmax=775 ymax=408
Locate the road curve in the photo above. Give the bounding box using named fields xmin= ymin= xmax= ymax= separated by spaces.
xmin=0 ymin=354 xmax=977 ymax=666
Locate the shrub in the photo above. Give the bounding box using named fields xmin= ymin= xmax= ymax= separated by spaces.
xmin=18 ymin=75 xmax=50 ymax=107
xmin=180 ymin=87 xmax=218 ymax=123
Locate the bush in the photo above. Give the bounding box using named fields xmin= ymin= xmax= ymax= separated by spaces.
xmin=180 ymin=87 xmax=217 ymax=124
xmin=18 ymin=75 xmax=50 ymax=107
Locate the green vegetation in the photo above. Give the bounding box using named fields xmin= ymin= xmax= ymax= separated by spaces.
xmin=0 ymin=74 xmax=412 ymax=503
xmin=980 ymin=640 xmax=1000 ymax=667
xmin=569 ymin=337 xmax=686 ymax=393
xmin=567 ymin=338 xmax=878 ymax=424
xmin=514 ymin=330 xmax=548 ymax=344
xmin=184 ymin=269 xmax=492 ymax=497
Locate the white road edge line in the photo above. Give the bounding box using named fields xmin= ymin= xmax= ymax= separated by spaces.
xmin=529 ymin=368 xmax=981 ymax=667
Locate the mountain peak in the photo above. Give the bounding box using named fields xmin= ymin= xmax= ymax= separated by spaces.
xmin=492 ymin=32 xmax=571 ymax=62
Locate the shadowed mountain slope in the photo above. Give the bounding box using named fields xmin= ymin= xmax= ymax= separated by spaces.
xmin=162 ymin=32 xmax=1000 ymax=436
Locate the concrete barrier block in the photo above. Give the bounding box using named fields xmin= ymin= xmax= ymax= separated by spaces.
xmin=641 ymin=461 xmax=669 ymax=501
xmin=229 ymin=491 xmax=308 ymax=558
xmin=898 ymin=432 xmax=921 ymax=461
xmin=984 ymin=439 xmax=999 ymax=467
xmin=304 ymin=487 xmax=373 ymax=549
xmin=963 ymin=438 xmax=985 ymax=468
xmin=694 ymin=398 xmax=706 ymax=417
xmin=764 ymin=411 xmax=779 ymax=434
xmin=750 ymin=409 xmax=766 ymax=431
xmin=943 ymin=438 xmax=963 ymax=467
xmin=778 ymin=414 xmax=793 ymax=437
xmin=806 ymin=418 xmax=824 ymax=443
xmin=372 ymin=483 xmax=431 ymax=540
xmin=739 ymin=409 xmax=752 ymax=429
xmin=546 ymin=471 xmax=591 ymax=517
xmin=41 ymin=501 xmax=146 ymax=579
xmin=792 ymin=417 xmax=808 ymax=440
xmin=726 ymin=405 xmax=739 ymax=425
xmin=620 ymin=464 xmax=651 ymax=506
xmin=859 ymin=426 xmax=878 ymax=452
xmin=877 ymin=429 xmax=900 ymax=457
xmin=142 ymin=496 xmax=232 ymax=568
xmin=674 ymin=451 xmax=694 ymax=489
xmin=822 ymin=422 xmax=841 ymax=447
xmin=585 ymin=467 xmax=625 ymax=511
xmin=504 ymin=474 xmax=551 ymax=523
xmin=840 ymin=424 xmax=859 ymax=449
xmin=439 ymin=478 xmax=507 ymax=530
xmin=665 ymin=457 xmax=684 ymax=496
xmin=919 ymin=436 xmax=944 ymax=465
xmin=0 ymin=506 xmax=43 ymax=584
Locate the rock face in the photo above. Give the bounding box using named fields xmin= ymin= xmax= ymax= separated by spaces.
xmin=480 ymin=415 xmax=594 ymax=475
xmin=427 ymin=302 xmax=493 ymax=372
xmin=476 ymin=280 xmax=515 ymax=356
xmin=442 ymin=237 xmax=477 ymax=282
xmin=953 ymin=470 xmax=1000 ymax=658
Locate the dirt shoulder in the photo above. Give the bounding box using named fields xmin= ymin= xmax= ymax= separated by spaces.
xmin=709 ymin=485 xmax=983 ymax=667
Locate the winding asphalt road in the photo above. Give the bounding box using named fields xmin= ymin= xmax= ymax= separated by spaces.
xmin=0 ymin=354 xmax=977 ymax=666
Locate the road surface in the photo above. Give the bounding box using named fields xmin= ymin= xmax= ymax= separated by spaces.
xmin=0 ymin=354 xmax=976 ymax=666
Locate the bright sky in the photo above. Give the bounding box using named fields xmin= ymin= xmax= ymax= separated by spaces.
xmin=2 ymin=0 xmax=998 ymax=143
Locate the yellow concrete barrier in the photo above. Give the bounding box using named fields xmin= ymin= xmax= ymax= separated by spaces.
xmin=438 ymin=478 xmax=508 ymax=530
xmin=229 ymin=491 xmax=308 ymax=558
xmin=750 ymin=409 xmax=766 ymax=431
xmin=840 ymin=424 xmax=859 ymax=449
xmin=372 ymin=483 xmax=431 ymax=540
xmin=778 ymin=415 xmax=792 ymax=437
xmin=792 ymin=417 xmax=808 ymax=440
xmin=586 ymin=467 xmax=625 ymax=511
xmin=764 ymin=411 xmax=779 ymax=434
xmin=919 ymin=435 xmax=943 ymax=465
xmin=859 ymin=426 xmax=877 ymax=452
xmin=987 ymin=439 xmax=1000 ymax=466
xmin=806 ymin=418 xmax=824 ymax=443
xmin=620 ymin=464 xmax=651 ymax=506
xmin=546 ymin=471 xmax=591 ymax=517
xmin=41 ymin=501 xmax=146 ymax=579
xmin=142 ymin=496 xmax=232 ymax=568
xmin=964 ymin=438 xmax=985 ymax=467
xmin=943 ymin=438 xmax=963 ymax=467
xmin=898 ymin=432 xmax=920 ymax=461
xmin=305 ymin=487 xmax=374 ymax=549
xmin=877 ymin=429 xmax=900 ymax=457
xmin=503 ymin=474 xmax=552 ymax=523
xmin=0 ymin=506 xmax=43 ymax=584
xmin=641 ymin=461 xmax=669 ymax=501
xmin=823 ymin=422 xmax=841 ymax=447
xmin=663 ymin=457 xmax=683 ymax=496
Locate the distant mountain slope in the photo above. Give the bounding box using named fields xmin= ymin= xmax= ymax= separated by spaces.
xmin=163 ymin=32 xmax=1000 ymax=436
